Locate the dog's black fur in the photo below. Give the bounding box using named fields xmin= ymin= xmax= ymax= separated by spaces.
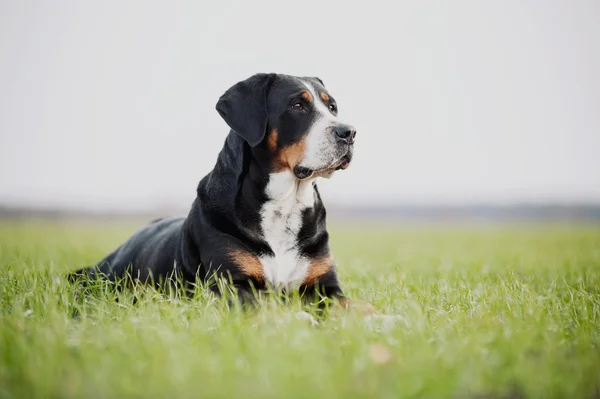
xmin=69 ymin=73 xmax=356 ymax=306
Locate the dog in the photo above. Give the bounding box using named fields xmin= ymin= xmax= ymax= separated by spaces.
xmin=69 ymin=73 xmax=394 ymax=321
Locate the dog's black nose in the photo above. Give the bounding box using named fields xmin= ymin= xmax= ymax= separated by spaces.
xmin=334 ymin=124 xmax=356 ymax=143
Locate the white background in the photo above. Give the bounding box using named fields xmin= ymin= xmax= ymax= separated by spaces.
xmin=1 ymin=1 xmax=599 ymax=212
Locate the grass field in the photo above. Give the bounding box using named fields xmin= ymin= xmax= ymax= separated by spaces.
xmin=1 ymin=220 xmax=599 ymax=398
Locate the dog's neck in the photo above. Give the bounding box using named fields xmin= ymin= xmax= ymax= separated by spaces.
xmin=236 ymin=133 xmax=317 ymax=208
xmin=263 ymin=170 xmax=316 ymax=208
xmin=204 ymin=132 xmax=317 ymax=215
xmin=196 ymin=132 xmax=324 ymax=259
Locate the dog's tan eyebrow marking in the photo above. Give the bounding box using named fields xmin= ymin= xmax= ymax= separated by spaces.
xmin=301 ymin=91 xmax=313 ymax=102
xmin=229 ymin=248 xmax=264 ymax=281
xmin=320 ymin=92 xmax=330 ymax=103
xmin=302 ymin=254 xmax=334 ymax=287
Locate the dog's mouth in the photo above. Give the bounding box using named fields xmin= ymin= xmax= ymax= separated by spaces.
xmin=293 ymin=153 xmax=352 ymax=180
xmin=335 ymin=154 xmax=352 ymax=170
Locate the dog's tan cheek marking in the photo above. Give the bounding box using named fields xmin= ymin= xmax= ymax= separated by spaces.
xmin=302 ymin=254 xmax=334 ymax=286
xmin=267 ymin=129 xmax=278 ymax=152
xmin=320 ymin=92 xmax=330 ymax=103
xmin=229 ymin=248 xmax=264 ymax=281
xmin=268 ymin=129 xmax=286 ymax=173
xmin=273 ymin=134 xmax=307 ymax=171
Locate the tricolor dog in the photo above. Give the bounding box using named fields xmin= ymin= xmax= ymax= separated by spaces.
xmin=70 ymin=73 xmax=389 ymax=318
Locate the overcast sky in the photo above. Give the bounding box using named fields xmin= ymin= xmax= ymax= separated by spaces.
xmin=1 ymin=1 xmax=599 ymax=212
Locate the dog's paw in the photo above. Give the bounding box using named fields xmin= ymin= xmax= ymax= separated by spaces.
xmin=338 ymin=299 xmax=378 ymax=315
xmin=294 ymin=311 xmax=319 ymax=326
xmin=364 ymin=313 xmax=404 ymax=331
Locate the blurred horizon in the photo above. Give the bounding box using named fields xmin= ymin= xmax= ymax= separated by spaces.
xmin=1 ymin=1 xmax=599 ymax=214
xmin=2 ymin=202 xmax=600 ymax=223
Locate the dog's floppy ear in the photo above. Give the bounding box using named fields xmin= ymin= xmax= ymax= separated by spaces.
xmin=216 ymin=73 xmax=277 ymax=147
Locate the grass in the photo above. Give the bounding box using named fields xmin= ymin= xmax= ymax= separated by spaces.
xmin=0 ymin=219 xmax=599 ymax=398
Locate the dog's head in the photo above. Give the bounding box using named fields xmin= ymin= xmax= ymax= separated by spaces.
xmin=216 ymin=73 xmax=356 ymax=179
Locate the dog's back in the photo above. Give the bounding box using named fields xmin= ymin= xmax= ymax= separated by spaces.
xmin=69 ymin=217 xmax=185 ymax=285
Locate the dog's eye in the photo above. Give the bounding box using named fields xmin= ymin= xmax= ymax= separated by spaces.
xmin=329 ymin=103 xmax=337 ymax=113
xmin=291 ymin=102 xmax=304 ymax=111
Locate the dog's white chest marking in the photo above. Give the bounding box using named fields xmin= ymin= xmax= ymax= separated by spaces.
xmin=259 ymin=171 xmax=315 ymax=290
